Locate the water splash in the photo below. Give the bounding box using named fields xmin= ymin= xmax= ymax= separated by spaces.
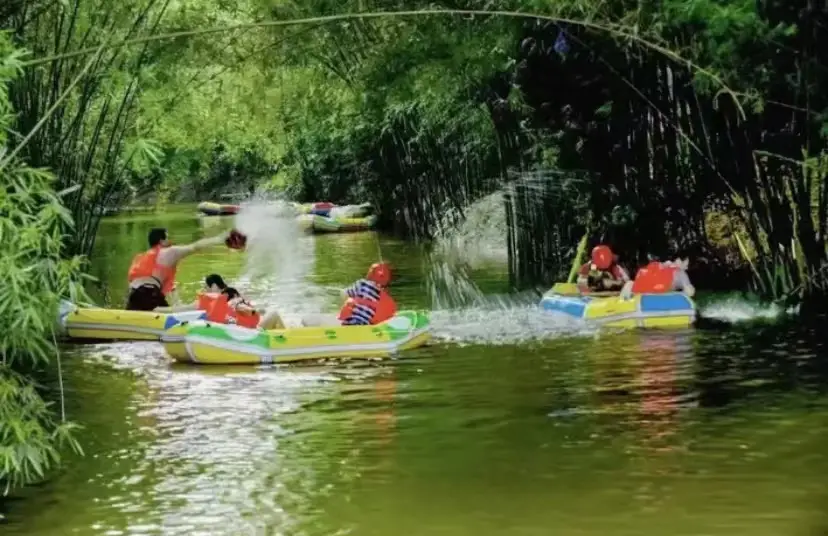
xmin=328 ymin=203 xmax=372 ymax=220
xmin=430 ymin=293 xmax=596 ymax=346
xmin=424 ymin=260 xmax=488 ymax=310
xmin=430 ymin=191 xmax=508 ymax=269
xmin=232 ymin=199 xmax=329 ymax=325
xmin=418 ymin=191 xmax=596 ymax=344
xmin=700 ymin=295 xmax=800 ymax=323
xmin=227 ymin=192 xmax=592 ymax=344
xmin=426 ymin=191 xmax=509 ymax=309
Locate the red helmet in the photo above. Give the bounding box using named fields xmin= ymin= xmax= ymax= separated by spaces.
xmin=366 ymin=262 xmax=392 ymax=286
xmin=591 ymin=245 xmax=614 ymax=270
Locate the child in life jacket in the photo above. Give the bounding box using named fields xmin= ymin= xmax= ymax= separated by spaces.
xmin=199 ymin=287 xmax=260 ymax=329
xmin=155 ymin=273 xmax=229 ymax=313
xmin=620 ymin=257 xmax=695 ymax=299
xmin=337 ymin=262 xmax=398 ymax=325
xmin=196 ymin=276 xmax=285 ymax=329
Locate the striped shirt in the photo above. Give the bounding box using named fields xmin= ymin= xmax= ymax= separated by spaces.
xmin=342 ymin=279 xmax=381 ymax=325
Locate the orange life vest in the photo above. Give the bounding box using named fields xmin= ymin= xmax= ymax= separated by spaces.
xmin=631 ymin=262 xmax=678 ymax=294
xmin=337 ymin=289 xmax=398 ymax=325
xmin=198 ymin=292 xmax=261 ymax=329
xmin=127 ymin=246 xmax=177 ymax=295
xmin=232 ymin=306 xmax=261 ymax=329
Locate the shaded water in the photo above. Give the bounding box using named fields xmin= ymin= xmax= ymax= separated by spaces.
xmin=4 ymin=205 xmax=828 ymax=536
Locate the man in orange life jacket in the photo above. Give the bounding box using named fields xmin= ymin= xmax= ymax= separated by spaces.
xmin=620 ymin=256 xmax=696 ymax=299
xmin=125 ymin=227 xmax=237 ymax=311
xmin=577 ymin=244 xmax=631 ymax=293
xmin=338 ymin=262 xmax=398 ymax=325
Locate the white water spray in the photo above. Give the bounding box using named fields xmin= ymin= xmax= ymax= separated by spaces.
xmin=232 ymin=199 xmax=329 ymax=325
xmin=426 ymin=191 xmax=509 ymax=309
xmin=699 ymin=296 xmax=800 ymax=323
xmin=422 ymin=190 xmax=593 ymax=344
xmin=328 ymin=203 xmax=372 ymax=220
xmin=430 ymin=294 xmax=596 ymax=345
xmin=431 ymin=191 xmax=508 ymax=269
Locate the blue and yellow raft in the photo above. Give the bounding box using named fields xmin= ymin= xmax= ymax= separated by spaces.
xmin=540 ymin=283 xmax=696 ymax=328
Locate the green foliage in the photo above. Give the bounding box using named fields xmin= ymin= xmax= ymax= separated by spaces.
xmin=0 ymin=368 xmax=83 ymax=492
xmin=5 ymin=0 xmax=176 ymax=255
xmin=7 ymin=0 xmax=828 ymax=299
xmin=0 ymin=35 xmax=86 ymax=493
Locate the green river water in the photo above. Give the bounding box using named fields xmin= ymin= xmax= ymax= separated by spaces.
xmin=4 ymin=205 xmax=828 ymax=536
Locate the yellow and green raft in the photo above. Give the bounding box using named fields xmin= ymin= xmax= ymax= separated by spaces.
xmin=58 ymin=302 xmax=207 ymax=341
xmin=197 ymin=201 xmax=239 ymax=216
xmin=296 ymin=214 xmax=378 ymax=233
xmin=540 ymin=282 xmax=696 ymax=328
xmin=160 ymin=310 xmax=431 ymax=365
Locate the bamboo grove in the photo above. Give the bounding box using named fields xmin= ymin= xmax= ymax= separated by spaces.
xmin=5 ymin=0 xmax=828 ymax=298
xmin=1 ymin=0 xmax=828 ymax=493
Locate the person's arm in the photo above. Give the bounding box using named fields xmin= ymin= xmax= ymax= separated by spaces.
xmin=676 ymin=270 xmax=696 ymax=297
xmin=576 ymin=264 xmax=590 ymax=292
xmin=620 ymin=280 xmax=634 ymax=300
xmin=617 ymin=265 xmax=631 ymax=282
xmin=233 ymin=300 xmax=257 ymax=314
xmin=160 ymin=231 xmax=230 ymax=265
xmin=341 ymin=281 xmax=360 ymax=298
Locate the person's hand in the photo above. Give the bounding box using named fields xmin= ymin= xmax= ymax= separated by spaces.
xmin=620 ymin=281 xmax=634 ymax=300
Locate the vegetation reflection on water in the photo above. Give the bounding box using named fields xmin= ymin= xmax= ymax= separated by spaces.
xmin=5 ymin=207 xmax=828 ymax=536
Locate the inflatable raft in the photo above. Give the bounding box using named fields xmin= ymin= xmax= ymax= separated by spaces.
xmin=540 ymin=283 xmax=696 ymax=328
xmin=297 ymin=214 xmax=378 ymax=233
xmin=160 ymin=310 xmax=431 ymax=365
xmin=197 ymin=201 xmax=239 ymax=216
xmin=291 ymin=202 xmax=372 ymax=217
xmin=291 ymin=202 xmax=314 ymax=214
xmin=58 ymin=302 xmax=207 ymax=341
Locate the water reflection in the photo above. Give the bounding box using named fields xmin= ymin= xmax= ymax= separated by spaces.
xmin=73 ymin=341 xmax=355 ymax=535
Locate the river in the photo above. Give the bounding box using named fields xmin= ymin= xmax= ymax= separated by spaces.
xmin=4 ymin=204 xmax=828 ymax=536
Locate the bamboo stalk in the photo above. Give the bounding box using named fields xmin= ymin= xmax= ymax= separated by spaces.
xmin=0 ymin=38 xmax=108 ymax=170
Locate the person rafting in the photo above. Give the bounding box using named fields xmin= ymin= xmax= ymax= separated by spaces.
xmin=211 ymin=287 xmax=286 ymax=330
xmin=620 ymin=256 xmax=696 ymax=299
xmin=338 ymin=262 xmax=398 ymax=325
xmin=163 ymin=273 xmax=286 ymax=329
xmin=126 ymin=227 xmax=246 ymax=311
xmin=576 ymin=244 xmax=631 ymax=293
xmin=156 ymin=273 xmax=232 ymax=313
xmin=199 ymin=286 xmax=263 ymax=329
